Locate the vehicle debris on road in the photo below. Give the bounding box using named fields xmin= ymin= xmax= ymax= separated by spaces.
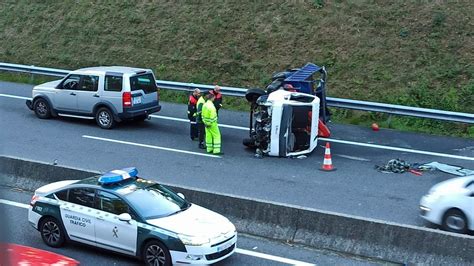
xmin=419 ymin=162 xmax=474 ymax=177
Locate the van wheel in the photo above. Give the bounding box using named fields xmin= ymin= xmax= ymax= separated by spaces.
xmin=142 ymin=240 xmax=171 ymax=266
xmin=96 ymin=107 xmax=116 ymax=129
xmin=40 ymin=217 xmax=65 ymax=247
xmin=245 ymin=88 xmax=266 ymax=103
xmin=34 ymin=98 xmax=51 ymax=119
xmin=442 ymin=209 xmax=468 ymax=234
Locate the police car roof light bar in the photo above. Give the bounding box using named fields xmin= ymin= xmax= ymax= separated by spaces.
xmin=98 ymin=167 xmax=138 ymax=185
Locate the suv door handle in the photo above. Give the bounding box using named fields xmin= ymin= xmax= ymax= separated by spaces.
xmin=93 ymin=94 xmax=100 ymax=98
xmin=97 ymin=216 xmax=104 ymax=221
xmin=70 ymin=92 xmax=76 ymax=96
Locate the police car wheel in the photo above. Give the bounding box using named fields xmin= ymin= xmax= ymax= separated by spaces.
xmin=96 ymin=107 xmax=116 ymax=129
xmin=40 ymin=217 xmax=65 ymax=247
xmin=34 ymin=98 xmax=51 ymax=119
xmin=143 ymin=240 xmax=171 ymax=266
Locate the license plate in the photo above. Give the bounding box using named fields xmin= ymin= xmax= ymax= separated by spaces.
xmin=132 ymin=97 xmax=142 ymax=105
xmin=217 ymin=240 xmax=233 ymax=252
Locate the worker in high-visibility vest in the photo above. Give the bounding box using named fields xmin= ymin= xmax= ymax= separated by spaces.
xmin=196 ymin=92 xmax=207 ymax=149
xmin=201 ymin=93 xmax=222 ymax=154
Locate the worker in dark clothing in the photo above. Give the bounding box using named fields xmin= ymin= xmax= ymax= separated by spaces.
xmin=187 ymin=88 xmax=201 ymax=140
xmin=196 ymin=91 xmax=207 ymax=149
xmin=209 ymin=85 xmax=223 ymax=114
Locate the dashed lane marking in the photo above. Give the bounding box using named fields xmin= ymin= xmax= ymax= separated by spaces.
xmin=0 ymin=199 xmax=29 ymax=209
xmin=82 ymin=135 xmax=221 ymax=158
xmin=236 ymin=248 xmax=316 ymax=265
xmin=0 ymin=93 xmax=31 ymax=100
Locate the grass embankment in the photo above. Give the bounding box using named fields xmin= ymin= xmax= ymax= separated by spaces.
xmin=1 ymin=1 xmax=473 ymax=137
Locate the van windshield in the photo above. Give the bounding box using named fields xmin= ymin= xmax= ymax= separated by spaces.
xmin=130 ymin=73 xmax=157 ymax=94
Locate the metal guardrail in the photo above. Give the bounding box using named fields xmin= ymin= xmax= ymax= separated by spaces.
xmin=1 ymin=62 xmax=473 ymax=124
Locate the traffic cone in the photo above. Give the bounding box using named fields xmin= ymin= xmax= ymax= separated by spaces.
xmin=320 ymin=142 xmax=336 ymax=171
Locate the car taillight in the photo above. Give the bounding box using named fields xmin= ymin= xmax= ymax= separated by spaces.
xmin=30 ymin=195 xmax=39 ymax=206
xmin=123 ymin=92 xmax=132 ymax=107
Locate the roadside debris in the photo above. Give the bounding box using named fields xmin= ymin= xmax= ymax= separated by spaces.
xmin=375 ymin=159 xmax=474 ymax=177
xmin=375 ymin=159 xmax=411 ymax=174
xmin=371 ymin=123 xmax=379 ymax=131
xmin=419 ymin=162 xmax=474 ymax=177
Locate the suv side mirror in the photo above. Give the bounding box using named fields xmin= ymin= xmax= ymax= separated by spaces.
xmin=118 ymin=213 xmax=132 ymax=222
xmin=177 ymin=193 xmax=185 ymax=199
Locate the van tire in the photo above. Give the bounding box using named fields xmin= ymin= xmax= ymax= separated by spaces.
xmin=96 ymin=107 xmax=116 ymax=129
xmin=245 ymin=88 xmax=266 ymax=103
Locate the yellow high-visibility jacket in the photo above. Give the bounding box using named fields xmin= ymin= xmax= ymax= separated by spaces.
xmin=202 ymin=101 xmax=217 ymax=126
xmin=196 ymin=96 xmax=206 ymax=123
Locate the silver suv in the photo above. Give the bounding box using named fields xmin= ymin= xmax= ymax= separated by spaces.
xmin=26 ymin=66 xmax=161 ymax=129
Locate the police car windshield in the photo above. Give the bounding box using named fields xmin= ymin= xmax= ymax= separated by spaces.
xmin=124 ymin=184 xmax=189 ymax=219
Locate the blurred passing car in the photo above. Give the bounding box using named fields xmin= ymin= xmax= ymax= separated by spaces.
xmin=419 ymin=175 xmax=474 ymax=234
xmin=28 ymin=167 xmax=236 ymax=265
xmin=0 ymin=243 xmax=79 ymax=265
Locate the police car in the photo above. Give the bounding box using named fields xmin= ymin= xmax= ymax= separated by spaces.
xmin=28 ymin=168 xmax=237 ymax=265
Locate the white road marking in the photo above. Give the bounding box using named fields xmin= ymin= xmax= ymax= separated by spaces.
xmin=82 ymin=135 xmax=221 ymax=158
xmin=319 ymin=137 xmax=474 ymax=161
xmin=151 ymin=114 xmax=248 ymax=130
xmin=236 ymin=248 xmax=315 ymax=266
xmin=0 ymin=92 xmax=472 ymax=161
xmin=336 ymin=154 xmax=371 ymax=162
xmin=0 ymin=199 xmax=29 ymax=209
xmin=0 ymin=198 xmax=315 ymax=265
xmin=152 ymin=114 xmax=474 ymax=161
xmin=0 ymin=93 xmax=31 ymax=100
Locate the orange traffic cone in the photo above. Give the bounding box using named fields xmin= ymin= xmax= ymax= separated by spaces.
xmin=320 ymin=142 xmax=336 ymax=171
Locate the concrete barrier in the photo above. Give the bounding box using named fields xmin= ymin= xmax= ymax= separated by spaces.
xmin=1 ymin=155 xmax=473 ymax=265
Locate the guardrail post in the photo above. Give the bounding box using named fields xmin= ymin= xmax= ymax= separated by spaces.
xmin=29 ymin=65 xmax=34 ymax=84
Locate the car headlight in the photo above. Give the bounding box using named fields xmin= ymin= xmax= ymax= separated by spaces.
xmin=178 ymin=234 xmax=210 ymax=246
xmin=424 ymin=193 xmax=442 ymax=203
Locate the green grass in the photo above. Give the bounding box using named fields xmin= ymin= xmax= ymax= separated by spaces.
xmin=1 ymin=1 xmax=473 ymax=137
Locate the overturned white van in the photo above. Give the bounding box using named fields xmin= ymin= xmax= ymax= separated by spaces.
xmin=243 ymin=63 xmax=330 ymax=158
xmin=243 ymin=89 xmax=321 ymax=157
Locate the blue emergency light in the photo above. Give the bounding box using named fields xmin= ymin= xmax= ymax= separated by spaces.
xmin=99 ymin=167 xmax=138 ymax=185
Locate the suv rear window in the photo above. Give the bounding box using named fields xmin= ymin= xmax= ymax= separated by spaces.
xmin=130 ymin=73 xmax=157 ymax=94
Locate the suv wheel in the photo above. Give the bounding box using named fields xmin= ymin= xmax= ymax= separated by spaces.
xmin=34 ymin=98 xmax=51 ymax=119
xmin=96 ymin=107 xmax=116 ymax=129
xmin=40 ymin=217 xmax=66 ymax=247
xmin=442 ymin=209 xmax=468 ymax=234
xmin=143 ymin=240 xmax=171 ymax=266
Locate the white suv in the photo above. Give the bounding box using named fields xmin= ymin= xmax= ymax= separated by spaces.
xmin=26 ymin=66 xmax=161 ymax=129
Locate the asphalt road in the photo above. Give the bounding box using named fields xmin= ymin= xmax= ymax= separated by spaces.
xmin=0 ymin=186 xmax=389 ymax=265
xmin=0 ymin=81 xmax=473 ymax=228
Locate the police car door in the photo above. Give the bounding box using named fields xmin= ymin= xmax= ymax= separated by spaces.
xmin=60 ymin=188 xmax=96 ymax=245
xmin=94 ymin=190 xmax=138 ymax=256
